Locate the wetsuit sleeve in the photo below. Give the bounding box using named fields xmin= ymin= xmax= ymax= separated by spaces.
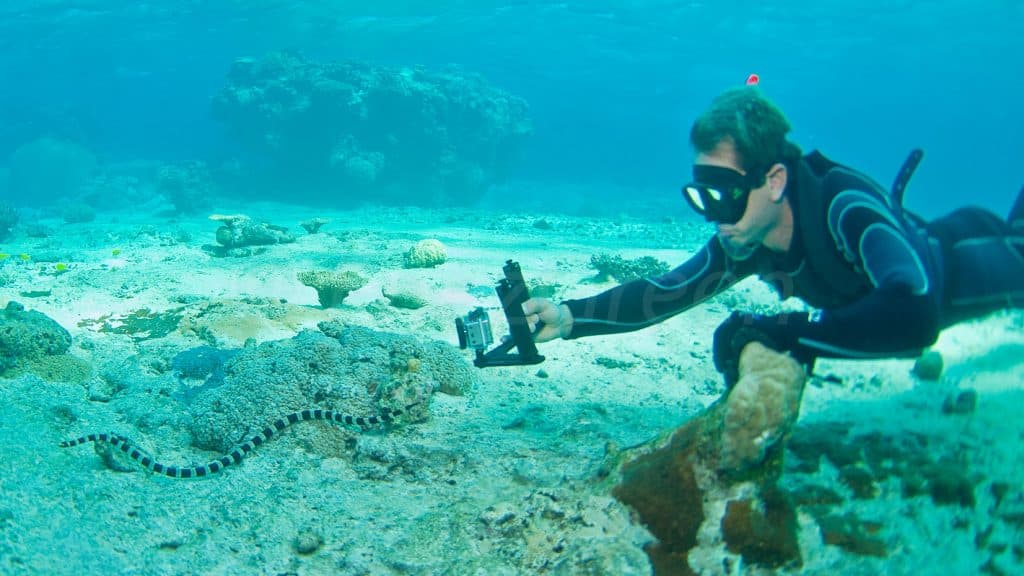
xmin=563 ymin=237 xmax=753 ymax=339
xmin=790 ymin=175 xmax=940 ymax=358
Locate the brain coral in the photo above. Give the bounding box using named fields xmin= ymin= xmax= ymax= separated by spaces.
xmin=0 ymin=301 xmax=72 ymax=373
xmin=403 ymin=239 xmax=447 ymax=269
xmin=721 ymin=342 xmax=806 ymax=471
xmin=187 ymin=320 xmax=475 ymax=453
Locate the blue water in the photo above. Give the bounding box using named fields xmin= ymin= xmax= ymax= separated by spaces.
xmin=2 ymin=1 xmax=1021 ymax=217
xmin=2 ymin=4 xmax=1023 ymax=574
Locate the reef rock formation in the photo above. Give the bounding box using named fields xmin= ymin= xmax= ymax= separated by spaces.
xmin=204 ymin=213 xmax=295 ymax=257
xmin=297 ymin=269 xmax=367 ymax=308
xmin=0 ymin=301 xmax=90 ymax=382
xmin=186 ymin=320 xmax=476 ymax=454
xmin=212 ymin=51 xmax=532 ymax=206
xmin=611 ymin=342 xmax=807 ymax=575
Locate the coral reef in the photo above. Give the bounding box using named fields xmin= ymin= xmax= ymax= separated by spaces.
xmin=171 ymin=345 xmax=240 ymax=380
xmin=720 ymin=343 xmax=806 ymax=471
xmin=206 ymin=214 xmax=295 ymax=256
xmin=76 ymin=173 xmax=146 ymax=211
xmin=212 ymin=52 xmax=531 ymax=206
xmin=297 ymin=270 xmax=367 ymax=308
xmin=786 ymin=419 xmax=985 ymax=512
xmin=7 ymin=137 xmax=97 ymax=206
xmin=0 ymin=301 xmax=87 ymax=383
xmin=20 ymin=353 xmax=93 ymax=384
xmin=60 ymin=201 xmax=96 ymax=224
xmin=186 ymin=320 xmax=475 ymax=453
xmin=611 ymin=342 xmax=806 ymax=574
xmin=719 ymin=488 xmax=800 ymax=568
xmin=403 ymin=238 xmax=447 ymax=268
xmin=299 ymin=217 xmax=329 ymax=234
xmin=589 ymin=253 xmax=670 ymax=283
xmin=474 ymin=490 xmax=653 ymax=574
xmin=0 ymin=202 xmax=18 ymax=239
xmin=157 ymin=161 xmax=217 ymax=214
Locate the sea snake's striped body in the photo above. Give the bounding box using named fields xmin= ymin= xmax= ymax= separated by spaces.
xmin=59 ymin=405 xmax=415 ymax=478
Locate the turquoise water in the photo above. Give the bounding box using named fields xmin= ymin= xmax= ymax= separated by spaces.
xmin=1 ymin=1 xmax=1021 ymax=216
xmin=1 ymin=2 xmax=1023 ymax=575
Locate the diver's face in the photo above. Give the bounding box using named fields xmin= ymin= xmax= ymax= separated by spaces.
xmin=694 ymin=140 xmax=788 ymax=260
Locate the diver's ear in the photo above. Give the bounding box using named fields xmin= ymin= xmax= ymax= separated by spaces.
xmin=767 ymin=163 xmax=787 ymax=203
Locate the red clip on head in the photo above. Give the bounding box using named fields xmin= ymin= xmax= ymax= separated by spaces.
xmin=746 ymin=73 xmax=760 ymax=86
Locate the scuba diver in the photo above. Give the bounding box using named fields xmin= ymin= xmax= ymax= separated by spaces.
xmin=522 ymin=86 xmax=1024 ymax=385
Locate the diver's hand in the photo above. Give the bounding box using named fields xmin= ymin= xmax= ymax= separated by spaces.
xmin=712 ymin=311 xmax=814 ymax=387
xmin=521 ymin=298 xmax=573 ymax=343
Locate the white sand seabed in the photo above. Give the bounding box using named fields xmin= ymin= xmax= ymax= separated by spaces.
xmin=1 ymin=201 xmax=1022 ymax=575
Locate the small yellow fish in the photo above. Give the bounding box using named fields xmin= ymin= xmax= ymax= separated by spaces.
xmin=55 ymin=263 xmax=68 ymax=272
xmin=112 ymin=248 xmax=122 ymax=256
xmin=18 ymin=253 xmax=30 ymax=261
xmin=0 ymin=253 xmax=9 ymax=261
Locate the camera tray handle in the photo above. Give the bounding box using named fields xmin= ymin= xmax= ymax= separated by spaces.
xmin=473 ymin=260 xmax=546 ymax=368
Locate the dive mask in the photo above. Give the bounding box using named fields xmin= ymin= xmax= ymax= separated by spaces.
xmin=683 ymin=165 xmax=765 ymax=224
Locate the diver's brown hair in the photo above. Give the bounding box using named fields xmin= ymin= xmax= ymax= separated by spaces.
xmin=689 ymin=86 xmax=800 ymax=176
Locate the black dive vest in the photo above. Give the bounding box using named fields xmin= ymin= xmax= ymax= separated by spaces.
xmin=759 ymin=151 xmax=936 ymax=310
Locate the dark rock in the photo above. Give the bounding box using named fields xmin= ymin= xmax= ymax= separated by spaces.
xmin=293 ymin=530 xmax=323 ymax=555
xmin=785 ymin=484 xmax=844 ymax=508
xmin=860 ymin=430 xmax=931 ymax=480
xmin=912 ymin=350 xmax=943 ymax=380
xmin=817 ymin=514 xmax=887 ymax=557
xmin=975 ymin=524 xmax=994 ymax=549
xmin=942 ymin=389 xmax=978 ymax=415
xmin=613 ymin=419 xmax=706 ymax=575
xmin=991 ymin=481 xmax=1010 ymax=508
xmin=902 ymin=472 xmax=928 ymax=498
xmin=980 ymin=556 xmax=1011 ymax=576
xmin=928 ymin=466 xmax=976 ymax=508
xmin=839 ymin=465 xmax=878 ymax=499
xmin=721 ymin=488 xmax=801 ymax=569
xmin=171 ymin=345 xmax=238 ymax=380
xmin=787 ymin=422 xmax=859 ymax=474
xmin=997 ymin=506 xmax=1024 ymax=528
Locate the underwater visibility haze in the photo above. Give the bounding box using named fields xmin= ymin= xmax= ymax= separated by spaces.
xmin=0 ymin=1 xmax=1022 ymax=575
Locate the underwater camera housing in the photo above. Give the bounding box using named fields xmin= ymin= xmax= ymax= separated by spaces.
xmin=455 ymin=260 xmax=545 ymax=368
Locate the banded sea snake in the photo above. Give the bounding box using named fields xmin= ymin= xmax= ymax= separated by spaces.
xmin=60 ymin=404 xmax=417 ymax=478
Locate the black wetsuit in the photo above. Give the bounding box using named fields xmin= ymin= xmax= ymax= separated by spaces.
xmin=563 ymin=152 xmax=1024 ymax=362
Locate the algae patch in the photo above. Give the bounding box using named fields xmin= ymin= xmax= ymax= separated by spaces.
xmin=78 ymin=307 xmax=185 ymax=341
